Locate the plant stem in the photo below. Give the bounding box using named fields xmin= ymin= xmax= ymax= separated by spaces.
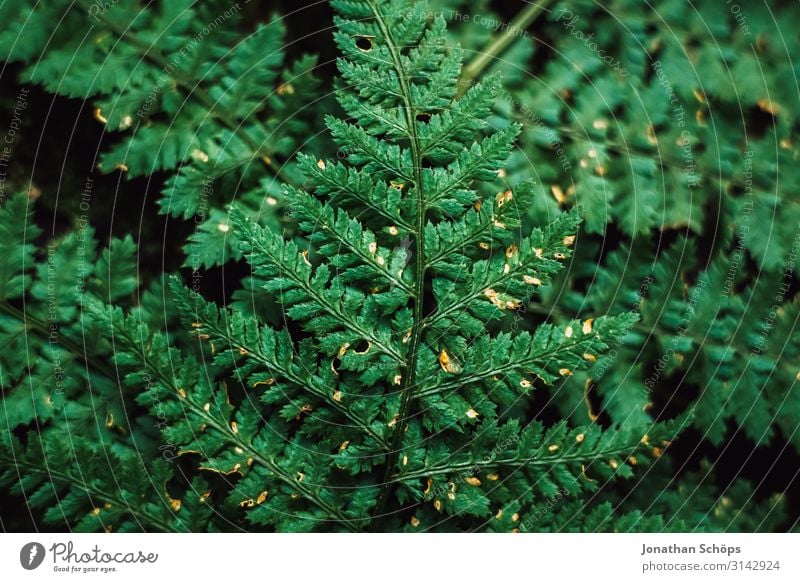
xmin=365 ymin=0 xmax=428 ymax=526
xmin=458 ymin=0 xmax=554 ymax=95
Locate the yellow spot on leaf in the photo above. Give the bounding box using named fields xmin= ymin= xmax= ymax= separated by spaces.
xmin=551 ymin=185 xmax=566 ymax=203
xmin=439 ymin=349 xmax=461 ymax=373
xmin=757 ymin=98 xmax=780 ymax=115
xmin=495 ymin=189 xmax=513 ymax=207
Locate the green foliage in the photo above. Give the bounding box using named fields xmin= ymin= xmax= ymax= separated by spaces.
xmin=0 ymin=192 xmax=138 ymax=433
xmin=1 ymin=0 xmax=321 ymax=267
xmin=431 ymin=0 xmax=800 ymax=458
xmin=1 ymin=0 xmax=797 ymax=533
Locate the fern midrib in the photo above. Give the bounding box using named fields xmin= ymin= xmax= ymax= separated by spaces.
xmin=415 ymin=333 xmax=605 ymax=400
xmin=366 ymin=0 xmax=428 ymax=521
xmin=393 ymin=442 xmax=650 ymax=482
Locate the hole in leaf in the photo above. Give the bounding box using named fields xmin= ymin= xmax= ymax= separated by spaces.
xmin=352 ymin=339 xmax=370 ymax=354
xmin=416 ymin=112 xmax=431 ymax=123
xmin=355 ymin=36 xmax=373 ymax=51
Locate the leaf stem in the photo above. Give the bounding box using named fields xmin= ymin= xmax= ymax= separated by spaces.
xmin=392 ymin=442 xmax=650 ymax=483
xmin=458 ymin=0 xmax=554 ymax=95
xmin=365 ymin=0 xmax=429 ymax=525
